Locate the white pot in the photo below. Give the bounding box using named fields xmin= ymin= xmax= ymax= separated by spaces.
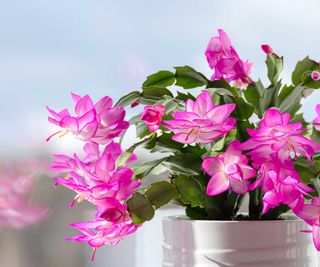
xmin=162 ymin=215 xmax=319 ymax=267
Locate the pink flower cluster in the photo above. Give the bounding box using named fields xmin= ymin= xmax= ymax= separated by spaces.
xmin=202 ymin=108 xmax=320 ymax=250
xmin=48 ymin=94 xmax=140 ymax=260
xmin=205 ymin=29 xmax=252 ymax=88
xmin=0 ymin=161 xmax=47 ymax=229
xmin=165 ymin=91 xmax=236 ymax=144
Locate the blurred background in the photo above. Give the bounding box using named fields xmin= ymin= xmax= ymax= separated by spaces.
xmin=0 ymin=0 xmax=320 ymax=266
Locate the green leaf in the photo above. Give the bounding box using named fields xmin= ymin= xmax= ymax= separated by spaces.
xmin=133 ymin=157 xmax=169 ymax=179
xmin=143 ymin=70 xmax=175 ymax=87
xmin=164 ymin=153 xmax=201 ymax=176
xmin=243 ymin=82 xmax=264 ymax=117
xmin=115 ymin=91 xmax=141 ymax=107
xmin=294 ymin=158 xmax=320 ymax=184
xmin=260 ymin=82 xmax=282 ymax=112
xmin=208 ymin=136 xmax=225 ymax=156
xmin=175 ymin=91 xmax=196 ymax=101
xmin=185 ymin=206 xmax=208 ymax=220
xmin=207 ymin=87 xmax=235 ymax=98
xmin=127 ymin=193 xmax=155 ymax=224
xmin=156 ymin=97 xmax=180 ymax=114
xmin=145 ymin=181 xmax=179 ymax=209
xmin=278 ymin=85 xmax=304 ymax=115
xmin=310 ymin=127 xmax=320 ymax=145
xmin=174 ymin=66 xmax=208 ymax=89
xmin=142 ymin=86 xmax=173 ymax=99
xmin=292 ymin=57 xmax=318 ymax=86
xmin=136 ymin=121 xmax=150 ymax=139
xmin=173 ymin=175 xmax=204 ymax=208
xmin=266 ymin=54 xmax=283 ymax=85
xmin=233 ymin=97 xmax=254 ymax=120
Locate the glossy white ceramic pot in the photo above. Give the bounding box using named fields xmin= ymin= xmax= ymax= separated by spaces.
xmin=162 ymin=215 xmax=318 ymax=267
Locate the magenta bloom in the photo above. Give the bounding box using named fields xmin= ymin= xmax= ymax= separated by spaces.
xmin=141 ymin=104 xmax=165 ymax=132
xmin=205 ymin=29 xmax=252 ymax=88
xmin=242 ymin=108 xmax=320 ymax=166
xmin=67 ymin=218 xmax=140 ymax=261
xmin=313 ymin=104 xmax=320 ymax=131
xmin=311 ymin=71 xmax=320 ymax=81
xmin=295 ymin=197 xmax=320 ymax=251
xmin=47 ymin=93 xmax=129 ymax=144
xmin=202 ymin=141 xmax=256 ymax=196
xmin=255 ymin=160 xmax=313 ymax=214
xmin=53 ymin=142 xmax=140 ymax=206
xmin=165 ymin=91 xmax=236 ymax=144
xmin=261 ymin=44 xmax=274 ymax=55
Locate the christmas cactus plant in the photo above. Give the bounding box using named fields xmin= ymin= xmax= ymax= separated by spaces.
xmin=47 ymin=29 xmax=320 ymax=260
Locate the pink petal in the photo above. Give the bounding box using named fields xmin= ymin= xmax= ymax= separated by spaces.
xmin=229 ymin=179 xmax=249 ymax=194
xmin=95 ymin=96 xmax=113 ymax=113
xmin=60 ymin=116 xmax=79 ymax=132
xmin=75 ymin=95 xmax=94 ymax=116
xmin=193 ymin=91 xmax=214 ymax=118
xmin=206 ymin=171 xmax=230 ymax=196
xmin=202 ymin=157 xmax=224 ymax=176
xmin=205 ymin=104 xmax=236 ymax=123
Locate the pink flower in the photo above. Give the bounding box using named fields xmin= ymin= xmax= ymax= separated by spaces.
xmin=53 ymin=142 xmax=140 ymax=207
xmin=97 ymin=198 xmax=129 ymax=224
xmin=47 ymin=93 xmax=129 ymax=144
xmin=67 ymin=218 xmax=140 ymax=261
xmin=141 ymin=104 xmax=166 ymax=132
xmin=241 ymin=108 xmax=320 ymax=166
xmin=261 ymin=44 xmax=274 ymax=55
xmin=202 ymin=141 xmax=256 ymax=196
xmin=311 ymin=71 xmax=320 ymax=81
xmin=164 ymin=91 xmax=236 ymax=144
xmin=313 ymin=104 xmax=320 ymax=131
xmin=255 ymin=160 xmax=313 ymax=214
xmin=205 ymin=29 xmax=252 ymax=88
xmin=295 ymin=197 xmax=320 ymax=251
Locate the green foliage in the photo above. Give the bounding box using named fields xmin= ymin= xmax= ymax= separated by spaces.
xmin=115 ymin=91 xmax=141 ymax=107
xmin=294 ymin=158 xmax=320 ymax=184
xmin=292 ymin=57 xmax=318 ymax=86
xmin=133 ymin=157 xmax=169 ymax=179
xmin=173 ymin=175 xmax=204 ymax=208
xmin=174 ymin=66 xmax=208 ymax=89
xmin=266 ymin=54 xmax=283 ymax=85
xmin=145 ymin=181 xmax=179 ymax=209
xmin=127 ymin=193 xmax=155 ymax=224
xmin=143 ymin=70 xmax=175 ymax=87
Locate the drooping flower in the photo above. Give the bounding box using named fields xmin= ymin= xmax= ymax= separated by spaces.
xmin=254 ymin=160 xmax=313 ymax=214
xmin=311 ymin=71 xmax=320 ymax=81
xmin=47 ymin=93 xmax=129 ymax=144
xmin=53 ymin=142 xmax=140 ymax=207
xmin=141 ymin=104 xmax=165 ymax=132
xmin=67 ymin=218 xmax=140 ymax=261
xmin=241 ymin=108 xmax=320 ymax=166
xmin=295 ymin=197 xmax=320 ymax=251
xmin=205 ymin=29 xmax=252 ymax=88
xmin=202 ymin=141 xmax=256 ymax=196
xmin=261 ymin=44 xmax=274 ymax=55
xmin=164 ymin=91 xmax=236 ymax=144
xmin=313 ymin=104 xmax=320 ymax=131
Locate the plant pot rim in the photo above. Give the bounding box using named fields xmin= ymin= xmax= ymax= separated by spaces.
xmin=163 ymin=214 xmax=302 ymax=223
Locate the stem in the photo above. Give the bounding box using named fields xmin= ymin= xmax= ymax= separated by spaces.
xmin=249 ymin=188 xmax=262 ymax=220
